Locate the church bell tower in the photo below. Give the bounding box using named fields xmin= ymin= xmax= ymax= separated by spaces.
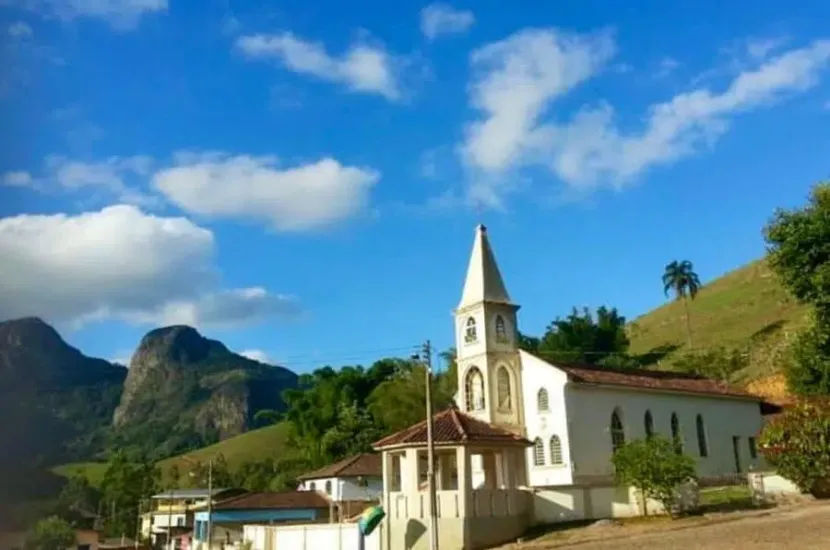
xmin=454 ymin=224 xmax=525 ymax=434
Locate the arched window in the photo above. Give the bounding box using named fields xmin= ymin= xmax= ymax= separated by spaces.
xmin=537 ymin=388 xmax=549 ymax=412
xmin=464 ymin=367 xmax=485 ymax=411
xmin=309 ymin=482 xmax=316 ymax=492
xmin=696 ymin=414 xmax=708 ymax=457
xmin=324 ymin=480 xmax=332 ymax=494
xmin=611 ymin=409 xmax=625 ymax=452
xmin=671 ymin=413 xmax=683 ymax=454
xmin=496 ymin=366 xmax=512 ymax=412
xmin=464 ymin=317 xmax=477 ymax=343
xmin=549 ymin=435 xmax=563 ymax=465
xmin=644 ymin=410 xmax=654 ymax=438
xmin=533 ymin=438 xmax=545 ymax=466
xmin=495 ymin=315 xmax=507 ymax=342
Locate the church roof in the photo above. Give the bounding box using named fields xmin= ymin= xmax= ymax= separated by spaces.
xmin=372 ymin=408 xmax=531 ymax=450
xmin=457 ymin=224 xmax=514 ymax=310
xmin=297 ymin=453 xmax=382 ymax=481
xmin=552 ymin=360 xmax=759 ymax=400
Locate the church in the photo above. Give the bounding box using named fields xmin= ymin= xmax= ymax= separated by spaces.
xmin=371 ymin=224 xmax=775 ymax=549
xmin=452 ymin=224 xmax=771 ymax=487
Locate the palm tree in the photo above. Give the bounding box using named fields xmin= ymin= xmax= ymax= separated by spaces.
xmin=662 ymin=260 xmax=702 ymax=348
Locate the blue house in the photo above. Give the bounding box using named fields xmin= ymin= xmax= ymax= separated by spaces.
xmin=193 ymin=491 xmax=333 ymax=547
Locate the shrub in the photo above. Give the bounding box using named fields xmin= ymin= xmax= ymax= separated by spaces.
xmin=759 ymin=397 xmax=830 ymax=497
xmin=24 ymin=516 xmax=75 ymax=550
xmin=611 ymin=436 xmax=697 ymax=516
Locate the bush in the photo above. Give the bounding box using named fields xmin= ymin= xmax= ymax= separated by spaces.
xmin=785 ymin=311 xmax=830 ymax=396
xmin=611 ymin=436 xmax=697 ymax=516
xmin=759 ymin=397 xmax=830 ymax=497
xmin=25 ymin=516 xmax=75 ymax=550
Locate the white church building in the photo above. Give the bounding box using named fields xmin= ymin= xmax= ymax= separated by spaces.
xmin=372 ymin=224 xmax=776 ymax=550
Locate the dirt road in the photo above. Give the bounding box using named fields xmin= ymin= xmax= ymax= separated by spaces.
xmin=517 ymin=502 xmax=830 ymax=549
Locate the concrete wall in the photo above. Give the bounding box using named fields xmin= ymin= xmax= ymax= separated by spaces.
xmin=565 ymin=384 xmax=766 ymax=481
xmin=243 ymin=523 xmax=380 ymax=550
xmin=749 ymin=471 xmax=802 ymax=495
xmin=519 ymin=351 xmax=574 ymax=487
xmin=531 ymin=482 xmax=699 ymax=524
xmin=297 ymin=476 xmax=383 ymax=501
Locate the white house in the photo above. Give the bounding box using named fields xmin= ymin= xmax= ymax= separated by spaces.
xmin=140 ymin=488 xmax=244 ymax=548
xmin=453 ymin=224 xmax=772 ymax=489
xmin=297 ymin=453 xmax=383 ymax=503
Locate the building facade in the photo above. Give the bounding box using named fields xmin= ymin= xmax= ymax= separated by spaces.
xmin=453 ymin=225 xmax=769 ymax=488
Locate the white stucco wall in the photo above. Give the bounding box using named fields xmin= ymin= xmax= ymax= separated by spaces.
xmin=519 ymin=351 xmax=573 ymax=486
xmin=565 ymin=384 xmax=766 ymax=481
xmin=298 ymin=476 xmax=383 ymax=501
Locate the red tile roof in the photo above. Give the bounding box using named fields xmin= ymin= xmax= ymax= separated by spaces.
xmin=373 ymin=408 xmax=530 ymax=450
xmin=213 ymin=491 xmax=331 ymax=510
xmin=297 ymin=453 xmax=382 ymax=481
xmin=554 ymin=361 xmax=759 ymax=400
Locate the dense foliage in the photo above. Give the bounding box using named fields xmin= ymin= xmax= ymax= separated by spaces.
xmin=524 ymin=306 xmax=633 ymax=366
xmin=98 ymin=451 xmax=159 ymax=537
xmin=759 ymin=398 xmax=830 ymax=497
xmin=765 ymin=182 xmax=830 ymax=395
xmin=670 ymin=346 xmax=748 ymax=382
xmin=24 ymin=516 xmax=76 ymax=550
xmin=611 ymin=436 xmax=697 ymax=516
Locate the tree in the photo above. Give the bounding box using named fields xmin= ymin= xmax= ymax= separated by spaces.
xmin=25 ymin=516 xmax=76 ymax=550
xmin=536 ymin=306 xmax=630 ymax=364
xmin=253 ymin=409 xmax=281 ymax=427
xmin=99 ymin=451 xmax=159 ymax=537
xmin=57 ymin=475 xmax=100 ymax=521
xmin=611 ymin=436 xmax=697 ymax=516
xmin=662 ymin=260 xmax=702 ymax=349
xmin=759 ymin=397 xmax=830 ymax=497
xmin=765 ymin=182 xmax=830 ymax=395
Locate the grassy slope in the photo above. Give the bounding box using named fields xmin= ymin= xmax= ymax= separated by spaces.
xmin=627 ymin=258 xmax=809 ymax=400
xmin=52 ymin=422 xmax=291 ymax=488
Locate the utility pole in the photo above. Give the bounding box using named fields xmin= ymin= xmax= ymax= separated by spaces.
xmin=167 ymin=488 xmax=174 ymax=550
xmin=206 ymin=458 xmax=213 ymax=550
xmin=423 ymin=340 xmax=439 ymax=550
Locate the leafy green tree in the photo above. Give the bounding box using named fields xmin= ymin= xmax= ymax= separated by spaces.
xmin=24 ymin=516 xmax=76 ymax=550
xmin=662 ymin=260 xmax=702 ymax=349
xmin=99 ymin=451 xmax=159 ymax=537
xmin=57 ymin=475 xmax=100 ymax=521
xmin=536 ymin=306 xmax=630 ymax=364
xmin=517 ymin=332 xmax=540 ymax=353
xmin=611 ymin=436 xmax=697 ymax=516
xmin=765 ymin=182 xmax=830 ymax=395
xmin=759 ymin=397 xmax=830 ymax=497
xmin=670 ymin=346 xmax=748 ymax=382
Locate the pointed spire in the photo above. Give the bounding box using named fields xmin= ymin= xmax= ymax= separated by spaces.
xmin=457 ymin=224 xmax=513 ymax=310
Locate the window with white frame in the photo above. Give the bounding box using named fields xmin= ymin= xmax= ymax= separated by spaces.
xmin=549 ymin=435 xmax=563 ymax=465
xmin=496 ymin=366 xmax=511 ymax=412
xmin=464 ymin=317 xmax=477 ymax=343
xmin=533 ymin=438 xmax=545 ymax=466
xmin=464 ymin=366 xmax=485 ymax=411
xmin=537 ymin=388 xmax=549 ymax=412
xmin=325 ymin=480 xmax=332 ymax=494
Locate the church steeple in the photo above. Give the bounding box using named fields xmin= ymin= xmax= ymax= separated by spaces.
xmin=454 ymin=224 xmax=525 ymax=434
xmin=457 ymin=224 xmax=515 ymax=311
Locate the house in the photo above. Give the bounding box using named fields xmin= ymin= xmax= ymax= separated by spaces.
xmin=140 ymin=488 xmax=245 ymax=549
xmin=192 ymin=491 xmax=334 ymax=549
xmin=371 ymin=224 xmax=779 ymax=549
xmin=296 ymin=453 xmax=383 ymax=502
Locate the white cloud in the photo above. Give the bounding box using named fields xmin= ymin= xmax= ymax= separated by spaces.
xmin=420 ymin=3 xmax=475 ymax=41
xmin=746 ymin=36 xmax=789 ymax=60
xmin=17 ymin=0 xmax=167 ymax=29
xmin=460 ymin=31 xmax=830 ymax=206
xmin=0 ymin=205 xmax=300 ymax=328
xmin=236 ymin=32 xmax=402 ymax=100
xmin=152 ymin=152 xmax=380 ymax=231
xmin=2 ymin=170 xmax=33 ymax=186
xmin=239 ymin=349 xmax=270 ymax=363
xmin=3 ymin=155 xmax=159 ymax=207
xmin=656 ymin=57 xmax=680 ymax=78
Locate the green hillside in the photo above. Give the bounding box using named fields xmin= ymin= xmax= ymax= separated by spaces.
xmin=628 ymin=258 xmax=809 ymax=381
xmin=53 ymin=422 xmax=291 ymax=488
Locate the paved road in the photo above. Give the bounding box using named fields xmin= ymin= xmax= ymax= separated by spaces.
xmin=525 ymin=503 xmax=830 ymax=549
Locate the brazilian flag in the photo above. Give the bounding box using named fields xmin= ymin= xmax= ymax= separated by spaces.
xmin=358 ymin=505 xmax=385 ymax=536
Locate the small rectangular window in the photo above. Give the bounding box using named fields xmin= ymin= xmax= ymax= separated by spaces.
xmin=748 ymin=437 xmax=758 ymax=459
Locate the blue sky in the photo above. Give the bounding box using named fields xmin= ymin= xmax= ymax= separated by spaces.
xmin=1 ymin=0 xmax=829 ymax=374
